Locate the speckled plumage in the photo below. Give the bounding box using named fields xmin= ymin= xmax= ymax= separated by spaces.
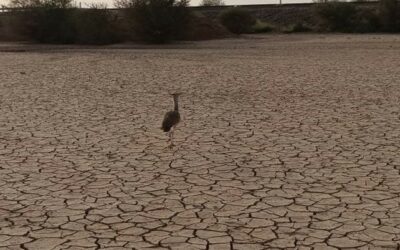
xmin=162 ymin=110 xmax=180 ymax=132
xmin=161 ymin=93 xmax=181 ymax=133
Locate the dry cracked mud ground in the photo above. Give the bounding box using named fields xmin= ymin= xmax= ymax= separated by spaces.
xmin=1 ymin=34 xmax=400 ymax=250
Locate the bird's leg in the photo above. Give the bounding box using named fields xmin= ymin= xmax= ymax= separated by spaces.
xmin=166 ymin=131 xmax=171 ymax=143
xmin=164 ymin=131 xmax=172 ymax=149
xmin=169 ymin=127 xmax=175 ymax=148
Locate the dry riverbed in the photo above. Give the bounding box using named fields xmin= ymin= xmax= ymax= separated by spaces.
xmin=1 ymin=34 xmax=400 ymax=249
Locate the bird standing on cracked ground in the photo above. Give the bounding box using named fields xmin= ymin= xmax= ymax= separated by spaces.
xmin=162 ymin=93 xmax=182 ymax=148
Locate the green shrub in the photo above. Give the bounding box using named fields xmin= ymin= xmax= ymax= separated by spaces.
xmin=122 ymin=0 xmax=191 ymax=43
xmin=283 ymin=22 xmax=312 ymax=33
xmin=218 ymin=7 xmax=256 ymax=34
xmin=379 ymin=0 xmax=398 ymax=32
xmin=252 ymin=19 xmax=274 ymax=33
xmin=352 ymin=8 xmax=380 ymax=33
xmin=19 ymin=7 xmax=77 ymax=43
xmin=74 ymin=7 xmax=122 ymax=45
xmin=8 ymin=0 xmax=70 ymax=9
xmin=9 ymin=0 xmax=123 ymax=44
xmin=314 ymin=1 xmax=357 ymax=32
xmin=9 ymin=0 xmax=77 ymax=43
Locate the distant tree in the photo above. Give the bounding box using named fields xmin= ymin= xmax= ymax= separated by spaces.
xmin=379 ymin=0 xmax=398 ymax=32
xmin=9 ymin=0 xmax=72 ymax=8
xmin=74 ymin=5 xmax=122 ymax=44
xmin=114 ymin=0 xmax=130 ymax=8
xmin=9 ymin=0 xmax=38 ymax=7
xmin=121 ymin=0 xmax=192 ymax=43
xmin=200 ymin=0 xmax=225 ymax=6
xmin=314 ymin=1 xmax=357 ymax=32
xmin=8 ymin=0 xmax=76 ymax=43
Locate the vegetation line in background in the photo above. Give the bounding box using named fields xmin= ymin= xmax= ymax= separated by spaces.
xmin=200 ymin=0 xmax=225 ymax=6
xmin=0 ymin=0 xmax=399 ymax=44
xmin=313 ymin=0 xmax=398 ymax=33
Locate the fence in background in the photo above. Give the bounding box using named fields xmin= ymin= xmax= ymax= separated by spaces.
xmin=0 ymin=1 xmax=380 ymax=12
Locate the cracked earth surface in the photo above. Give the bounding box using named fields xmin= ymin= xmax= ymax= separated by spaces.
xmin=1 ymin=34 xmax=400 ymax=250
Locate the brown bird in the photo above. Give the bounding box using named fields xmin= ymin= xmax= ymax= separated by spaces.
xmin=162 ymin=93 xmax=182 ymax=148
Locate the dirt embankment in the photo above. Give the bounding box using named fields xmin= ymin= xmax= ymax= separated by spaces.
xmin=192 ymin=2 xmax=380 ymax=26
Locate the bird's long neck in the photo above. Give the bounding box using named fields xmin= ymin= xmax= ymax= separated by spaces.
xmin=173 ymin=96 xmax=179 ymax=112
